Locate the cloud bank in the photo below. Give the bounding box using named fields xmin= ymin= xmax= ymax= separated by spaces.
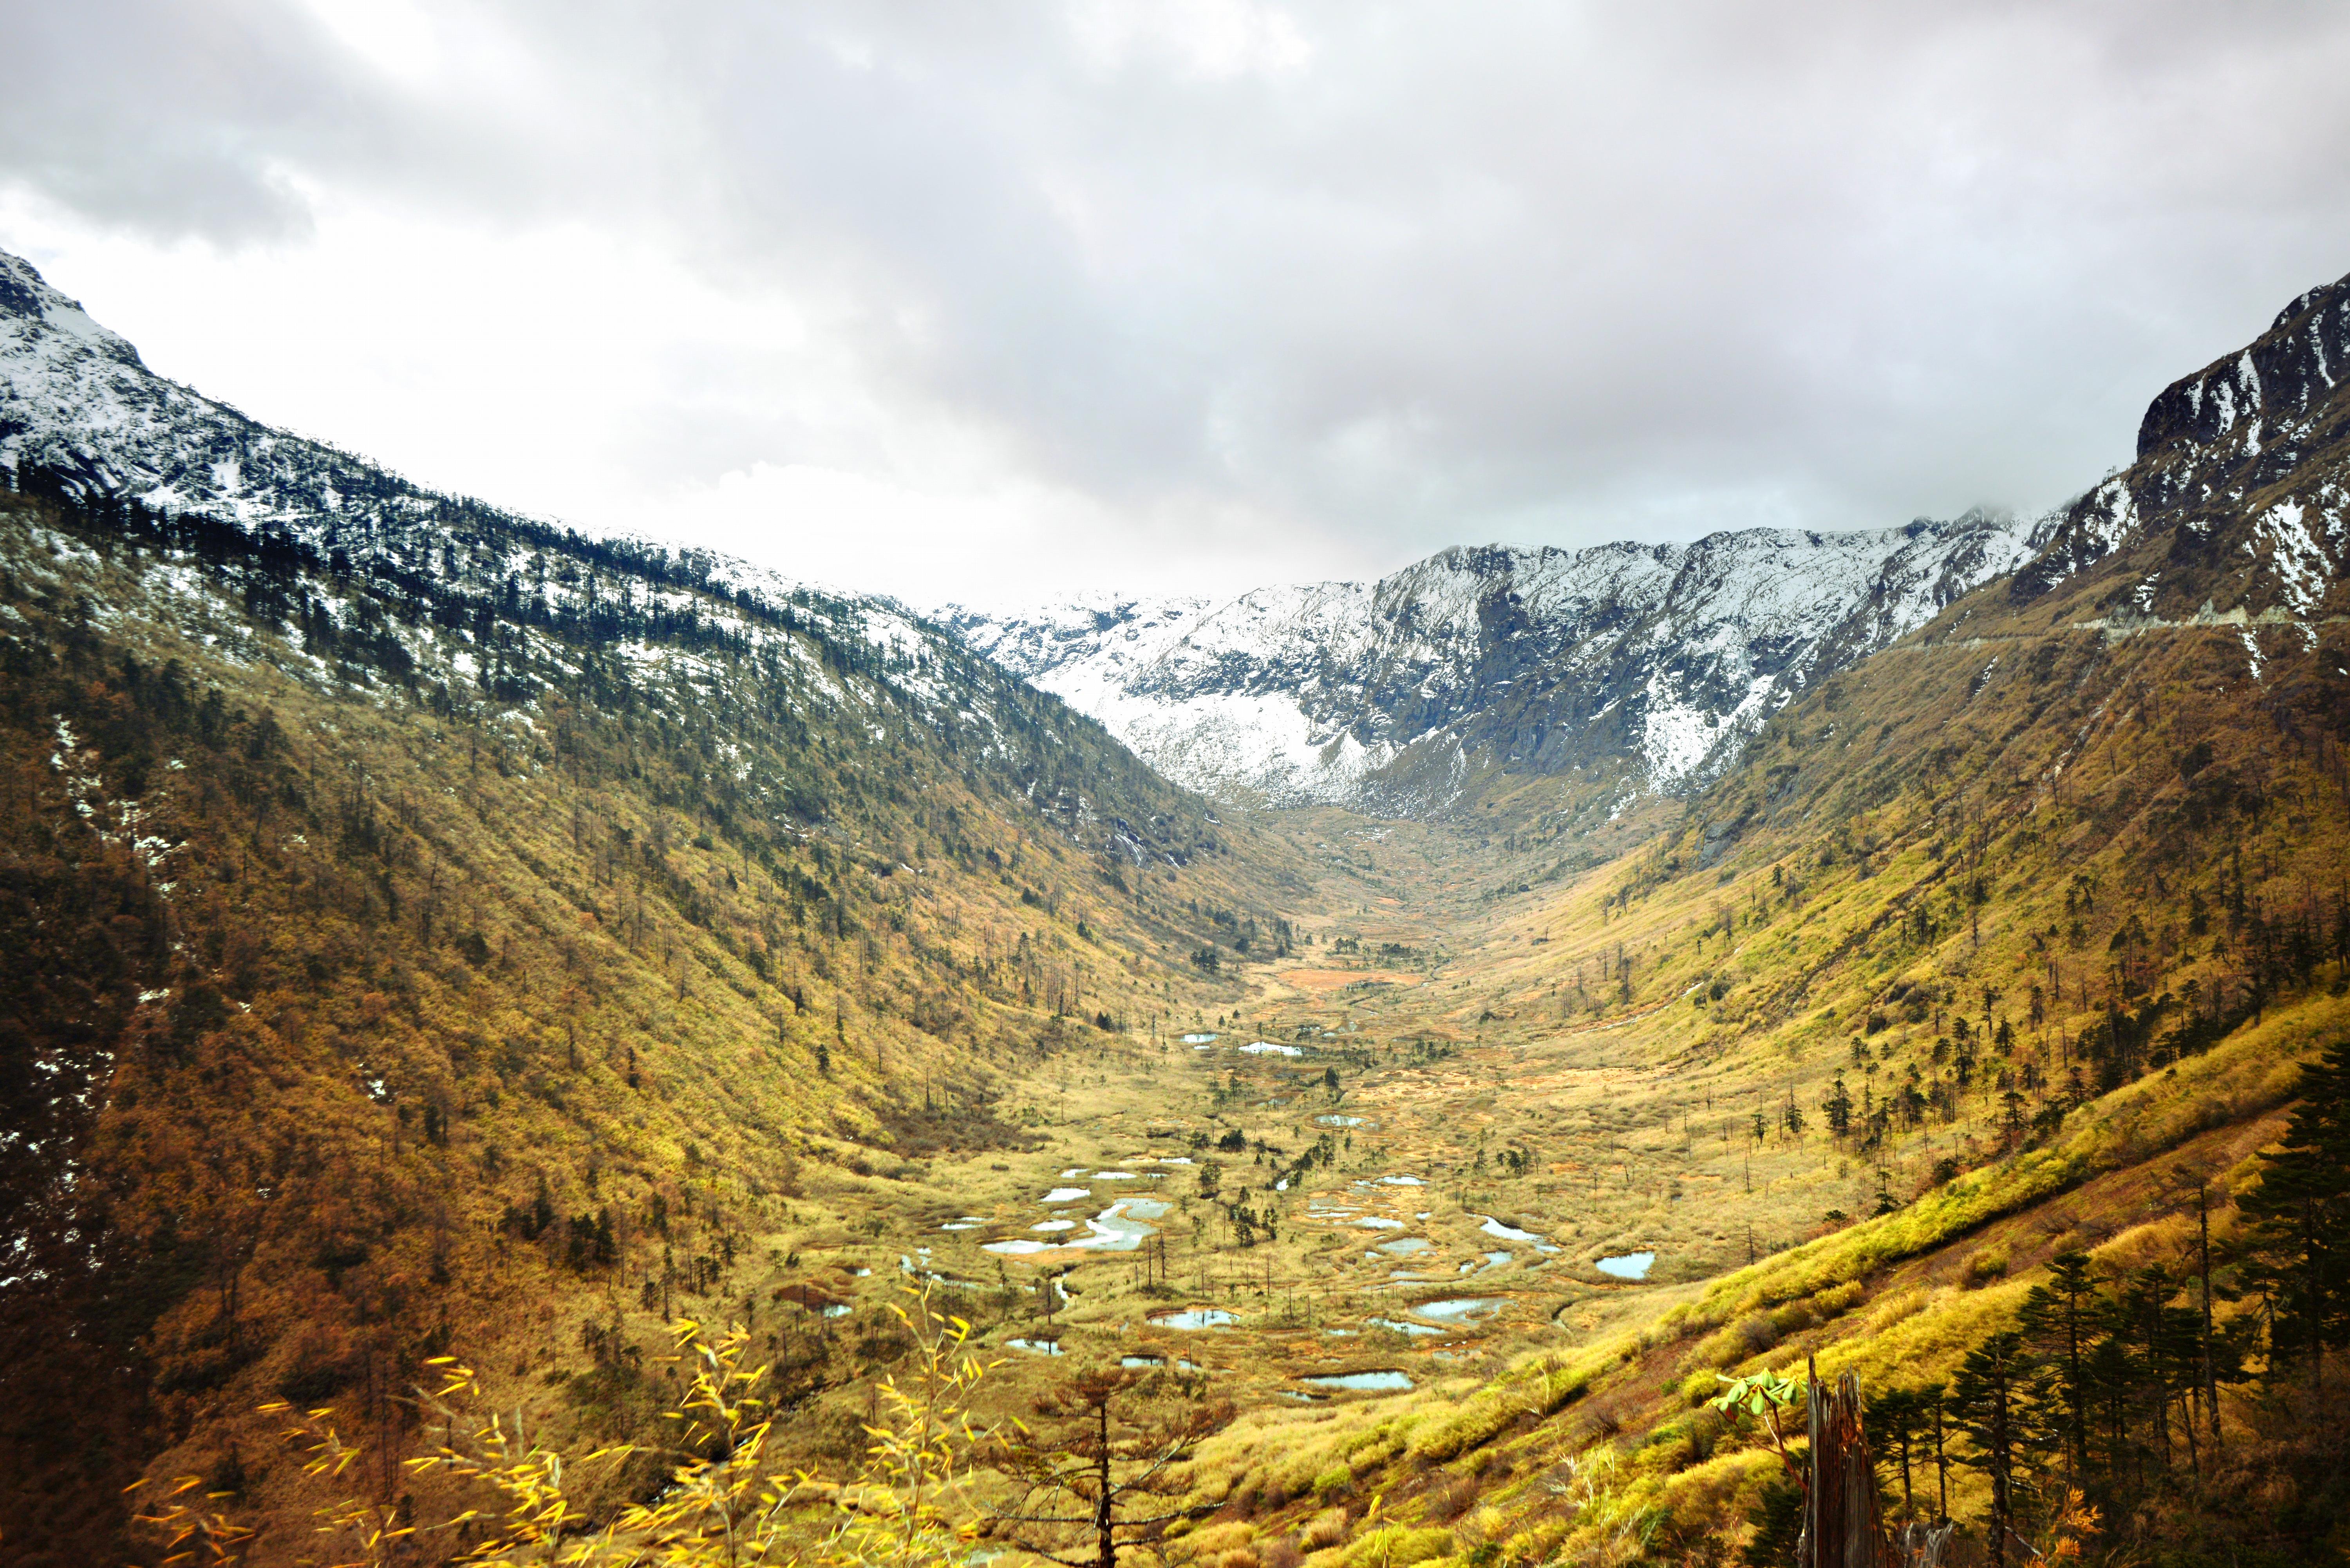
xmin=6 ymin=1 xmax=2350 ymax=607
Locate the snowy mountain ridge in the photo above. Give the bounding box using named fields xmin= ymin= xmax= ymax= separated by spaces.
xmin=0 ymin=249 xmax=963 ymax=676
xmin=945 ymin=518 xmax=2038 ymax=815
xmin=0 ymin=247 xmax=1227 ymax=863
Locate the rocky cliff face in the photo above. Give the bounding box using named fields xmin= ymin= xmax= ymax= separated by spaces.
xmin=946 ymin=517 xmax=2034 ymax=815
xmin=2014 ymin=270 xmax=2350 ymax=614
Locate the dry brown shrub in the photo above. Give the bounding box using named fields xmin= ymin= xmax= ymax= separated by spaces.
xmin=1299 ymin=1508 xmax=1349 ymax=1550
xmin=1426 ymin=1476 xmax=1479 ymax=1522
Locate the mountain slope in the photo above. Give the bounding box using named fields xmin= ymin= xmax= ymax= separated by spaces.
xmin=1162 ymin=267 xmax=2350 ymax=1567
xmin=945 ymin=515 xmax=2032 ymax=818
xmin=0 ymin=253 xmax=1325 ymax=1563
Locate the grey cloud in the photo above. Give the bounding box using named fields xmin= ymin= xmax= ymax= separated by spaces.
xmin=7 ymin=0 xmax=2350 ymax=572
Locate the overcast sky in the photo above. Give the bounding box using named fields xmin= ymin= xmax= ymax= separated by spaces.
xmin=6 ymin=2 xmax=2350 ymax=609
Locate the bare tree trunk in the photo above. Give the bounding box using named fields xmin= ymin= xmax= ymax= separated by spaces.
xmin=1887 ymin=1519 xmax=1957 ymax=1567
xmin=1800 ymin=1362 xmax=1884 ymax=1567
xmin=1095 ymin=1402 xmax=1116 ymax=1568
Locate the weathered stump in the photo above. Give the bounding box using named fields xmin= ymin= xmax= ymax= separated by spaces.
xmin=1793 ymin=1358 xmax=1956 ymax=1568
xmin=1802 ymin=1360 xmax=1884 ymax=1568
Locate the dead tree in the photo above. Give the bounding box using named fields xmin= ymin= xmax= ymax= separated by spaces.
xmin=1796 ymin=1359 xmax=1956 ymax=1568
xmin=981 ymin=1368 xmax=1232 ymax=1568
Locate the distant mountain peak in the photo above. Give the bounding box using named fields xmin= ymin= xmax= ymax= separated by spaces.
xmin=946 ymin=514 xmax=2031 ymax=818
xmin=2015 ymin=265 xmax=2350 ymax=609
xmin=0 ymin=252 xmax=146 ymax=370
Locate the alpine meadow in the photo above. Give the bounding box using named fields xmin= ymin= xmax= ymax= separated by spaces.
xmin=5 ymin=225 xmax=2350 ymax=1568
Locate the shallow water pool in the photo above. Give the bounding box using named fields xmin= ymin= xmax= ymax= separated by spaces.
xmin=1303 ymin=1370 xmax=1413 ymax=1392
xmin=1150 ymin=1308 xmax=1237 ymax=1330
xmin=1410 ymin=1297 xmax=1504 ymax=1324
xmin=1476 ymin=1215 xmax=1540 ymax=1242
xmin=984 ymin=1198 xmax=1160 ymax=1255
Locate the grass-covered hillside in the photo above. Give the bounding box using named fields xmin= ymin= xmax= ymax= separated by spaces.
xmin=1154 ymin=272 xmax=2350 ymax=1568
xmin=0 ymin=481 xmax=1324 ymax=1564
xmin=6 ymin=258 xmax=2349 ymax=1568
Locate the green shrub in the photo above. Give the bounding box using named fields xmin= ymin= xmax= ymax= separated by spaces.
xmin=1343 ymin=1526 xmax=1453 ymax=1568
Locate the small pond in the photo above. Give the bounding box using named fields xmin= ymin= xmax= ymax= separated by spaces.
xmin=1410 ymin=1297 xmax=1504 ymax=1324
xmin=1596 ymin=1252 xmax=1656 ymax=1281
xmin=940 ymin=1217 xmax=987 ymax=1231
xmin=1367 ymin=1317 xmax=1447 ymax=1337
xmin=1180 ymin=1033 xmax=1218 ymax=1043
xmin=1043 ymin=1187 xmax=1090 ymax=1203
xmin=1149 ymin=1308 xmax=1238 ymax=1330
xmin=1031 ymin=1219 xmax=1077 ymax=1232
xmin=1476 ymin=1215 xmax=1540 ymax=1242
xmin=1239 ymin=1041 xmax=1302 ymax=1057
xmin=985 ymin=1199 xmax=1162 ymax=1255
xmin=1316 ymin=1115 xmax=1365 ymax=1127
xmin=1005 ymin=1339 xmax=1063 ymax=1356
xmin=1302 ymin=1370 xmax=1414 ymax=1392
xmin=1376 ymin=1237 xmax=1430 ymax=1255
xmin=1353 ymin=1217 xmax=1406 ymax=1230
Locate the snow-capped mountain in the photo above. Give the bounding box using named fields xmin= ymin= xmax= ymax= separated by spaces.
xmin=0 ymin=247 xmax=1221 ymax=862
xmin=2012 ymin=270 xmax=2350 ymax=616
xmin=0 ymin=248 xmax=988 ymax=670
xmin=944 ymin=519 xmax=2034 ymax=815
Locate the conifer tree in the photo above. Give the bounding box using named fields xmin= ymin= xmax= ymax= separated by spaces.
xmin=2017 ymin=1250 xmax=2096 ymax=1478
xmin=2237 ymin=1041 xmax=2350 ymax=1389
xmin=1949 ymin=1330 xmax=2045 ymax=1568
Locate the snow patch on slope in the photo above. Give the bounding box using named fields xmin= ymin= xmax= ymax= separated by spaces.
xmin=947 ymin=517 xmax=2031 ymax=813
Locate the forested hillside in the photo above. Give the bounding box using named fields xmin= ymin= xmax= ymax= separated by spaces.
xmin=7 ymin=247 xmax=2350 ymax=1568
xmin=0 ymin=477 xmax=1310 ymax=1563
xmin=1152 ymin=271 xmax=2350 ymax=1567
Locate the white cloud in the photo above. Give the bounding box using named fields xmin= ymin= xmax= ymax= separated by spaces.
xmin=1065 ymin=0 xmax=1313 ymax=82
xmin=4 ymin=2 xmax=2350 ymax=607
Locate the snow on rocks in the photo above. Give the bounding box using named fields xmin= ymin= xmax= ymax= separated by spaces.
xmin=943 ymin=519 xmax=2031 ymax=814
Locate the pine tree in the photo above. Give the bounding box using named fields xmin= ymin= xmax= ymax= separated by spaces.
xmin=2017 ymin=1250 xmax=2097 ymax=1478
xmin=1864 ymin=1386 xmax=1928 ymax=1523
xmin=1949 ymin=1330 xmax=2046 ymax=1568
xmin=2237 ymin=1040 xmax=2350 ymax=1390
